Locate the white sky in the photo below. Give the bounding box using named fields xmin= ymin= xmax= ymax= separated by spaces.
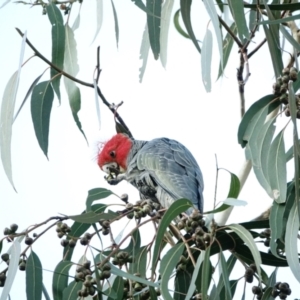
xmin=0 ymin=0 xmax=298 ymax=299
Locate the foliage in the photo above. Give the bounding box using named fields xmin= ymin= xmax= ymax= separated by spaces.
xmin=1 ymin=0 xmax=300 ymax=299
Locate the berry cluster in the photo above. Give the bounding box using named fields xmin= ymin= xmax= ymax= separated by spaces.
xmin=123 ymin=275 xmax=161 ymax=300
xmin=75 ymin=261 xmax=96 ymax=297
xmin=273 ymin=67 xmax=300 ymax=117
xmin=259 ymin=228 xmax=271 ymax=247
xmin=112 ymin=251 xmax=133 ymax=267
xmin=125 ymin=200 xmax=160 ymax=220
xmin=245 ymin=263 xmax=257 ymax=283
xmin=272 ymin=282 xmax=292 ymax=299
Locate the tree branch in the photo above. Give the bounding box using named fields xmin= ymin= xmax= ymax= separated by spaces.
xmin=15 ymin=28 xmax=133 ymax=138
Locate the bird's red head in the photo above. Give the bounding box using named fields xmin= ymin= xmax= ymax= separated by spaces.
xmin=97 ymin=134 xmax=132 ymax=172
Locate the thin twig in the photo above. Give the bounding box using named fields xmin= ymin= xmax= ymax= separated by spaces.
xmin=218 ymin=16 xmax=243 ymax=48
xmin=15 ymin=28 xmax=133 ymax=138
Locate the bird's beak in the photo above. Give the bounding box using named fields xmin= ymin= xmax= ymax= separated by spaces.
xmin=101 ymin=162 xmax=119 ymax=175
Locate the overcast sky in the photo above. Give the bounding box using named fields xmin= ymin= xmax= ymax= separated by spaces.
xmin=0 ymin=1 xmax=298 ymax=299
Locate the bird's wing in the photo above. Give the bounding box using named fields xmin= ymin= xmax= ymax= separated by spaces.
xmin=136 ymin=138 xmax=204 ymax=212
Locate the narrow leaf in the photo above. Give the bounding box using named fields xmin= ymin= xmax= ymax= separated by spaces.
xmin=52 ymin=261 xmax=73 ymax=300
xmin=280 ymin=24 xmax=300 ymax=53
xmin=0 ymin=240 xmax=21 ymax=300
xmin=219 ymin=252 xmax=232 ymax=300
xmin=285 ymin=202 xmax=300 ymax=282
xmin=31 ymin=81 xmax=54 ymax=158
xmin=0 ymin=31 xmax=27 ymax=191
xmin=173 ymin=9 xmax=190 ymax=39
xmin=62 ymin=281 xmax=82 ymax=300
xmin=228 ymin=0 xmax=249 ymax=40
xmin=201 ymin=28 xmax=213 ymax=92
xmin=107 ymin=276 xmax=124 ymax=300
xmin=227 ymin=224 xmax=262 ymax=282
xmin=203 ymin=0 xmax=223 ymax=69
xmin=13 ymin=73 xmax=44 ymax=123
xmin=110 ymin=263 xmax=158 ymax=287
xmin=86 ymin=188 xmax=113 ymax=211
xmin=26 ymin=251 xmax=43 ymax=300
xmin=160 ymin=243 xmax=185 ymax=300
xmin=238 ymin=94 xmax=278 ymax=147
xmin=180 ymin=0 xmax=201 ymax=53
xmin=69 ymin=210 xmax=118 ymax=223
xmin=46 ymin=3 xmax=65 ymax=102
xmin=139 ymin=24 xmax=150 ymax=83
xmin=184 ymin=251 xmax=204 ymax=299
xmin=160 ymin=0 xmax=174 ymax=68
xmin=152 ymin=199 xmax=194 ymax=273
xmin=64 ymin=25 xmax=87 ymax=141
xmin=93 ymin=79 xmax=101 ymax=129
xmin=110 ymin=0 xmax=119 ymax=47
xmin=262 ymin=23 xmax=283 ymax=77
xmin=218 ymin=23 xmax=237 ymax=79
xmin=146 ymin=0 xmax=162 ymax=59
xmin=268 ymin=130 xmax=286 ymax=203
xmin=92 ymin=0 xmax=103 ymax=43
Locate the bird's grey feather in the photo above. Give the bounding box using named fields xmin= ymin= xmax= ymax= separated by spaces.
xmin=125 ymin=138 xmax=204 ymax=214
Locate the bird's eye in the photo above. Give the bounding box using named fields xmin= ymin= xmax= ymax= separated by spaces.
xmin=109 ymin=151 xmax=116 ymax=158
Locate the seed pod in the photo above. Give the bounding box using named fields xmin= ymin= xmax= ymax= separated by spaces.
xmin=89 ymin=286 xmax=96 ymax=296
xmin=280 ymin=83 xmax=288 ymax=94
xmin=121 ymin=194 xmax=129 ymax=203
xmin=102 ymin=228 xmax=110 ymax=235
xmin=10 ymin=224 xmax=18 ymax=232
xmin=25 ymin=237 xmax=34 ymax=246
xmin=1 ymin=253 xmax=9 ymax=262
xmin=282 ymin=67 xmax=290 ymax=75
xmin=252 ymin=286 xmax=261 ymax=294
xmin=61 ymin=239 xmax=69 ymax=247
xmin=80 ymin=237 xmax=89 ymax=246
xmin=3 ymin=228 xmax=11 ymax=235
xmin=69 ymin=239 xmax=77 ymax=248
xmin=83 ymin=261 xmax=91 ymax=269
xmin=19 ymin=261 xmax=26 ymax=271
xmin=57 ymin=232 xmax=65 ymax=239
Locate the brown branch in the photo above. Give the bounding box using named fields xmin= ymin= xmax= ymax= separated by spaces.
xmin=218 ymin=16 xmax=243 ymax=48
xmin=15 ymin=28 xmax=133 ymax=138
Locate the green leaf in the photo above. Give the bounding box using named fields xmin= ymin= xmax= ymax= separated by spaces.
xmin=160 ymin=0 xmax=174 ymax=68
xmin=107 ymin=276 xmax=124 ymax=300
xmin=26 ymin=251 xmax=43 ymax=300
xmin=52 ymin=261 xmax=73 ymax=300
xmin=110 ymin=0 xmax=119 ymax=48
xmin=225 ymin=169 xmax=241 ymax=198
xmin=218 ymin=22 xmax=237 ymax=79
xmin=228 ymin=0 xmax=249 ymax=41
xmin=180 ymin=0 xmax=201 ymax=53
xmin=160 ymin=243 xmax=185 ymax=300
xmin=238 ymin=94 xmax=278 ymax=147
xmin=69 ymin=210 xmax=118 ymax=224
xmin=46 ymin=3 xmax=65 ymax=102
xmin=219 ymin=252 xmax=232 ymax=300
xmin=31 ymin=81 xmax=54 ymax=158
xmin=244 ymin=2 xmax=300 ymax=10
xmin=1 ymin=240 xmax=21 ymax=300
xmin=198 ymin=250 xmax=212 ymax=298
xmin=86 ymin=188 xmax=113 ymax=211
xmin=139 ymin=24 xmax=150 ymax=83
xmin=262 ymin=9 xmax=283 ymax=78
xmin=203 ymin=0 xmax=223 ymax=69
xmin=110 ymin=263 xmax=158 ymax=287
xmin=14 ymin=73 xmax=43 ymax=123
xmin=280 ymin=24 xmax=300 ymax=53
xmin=42 ymin=283 xmax=51 ymax=300
xmin=201 ymin=28 xmax=213 ymax=92
xmin=0 ymin=71 xmax=18 ymax=191
xmin=261 ymin=287 xmax=273 ymax=300
xmin=64 ymin=24 xmax=87 ymax=141
xmin=184 ymin=251 xmax=204 ymax=299
xmin=92 ymin=0 xmax=103 ymax=43
xmin=62 ymin=281 xmax=82 ymax=300
xmin=259 ymin=13 xmax=300 ymax=25
xmin=227 ymin=224 xmax=262 ymax=282
xmin=0 ymin=32 xmax=27 ymax=191
xmin=146 ymin=0 xmax=162 ymax=60
xmin=285 ymin=202 xmax=300 ymax=282
xmin=267 ymin=130 xmax=286 ymax=203
xmin=152 ymin=199 xmax=194 ymax=273
xmin=173 ymin=9 xmax=190 ymax=39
